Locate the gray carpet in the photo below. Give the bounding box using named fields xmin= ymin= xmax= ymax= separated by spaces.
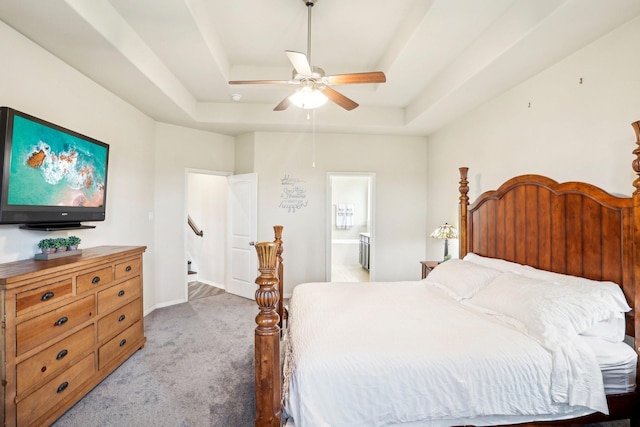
xmin=53 ymin=293 xmax=255 ymax=426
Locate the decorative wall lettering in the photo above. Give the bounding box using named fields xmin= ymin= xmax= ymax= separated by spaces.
xmin=280 ymin=174 xmax=308 ymax=213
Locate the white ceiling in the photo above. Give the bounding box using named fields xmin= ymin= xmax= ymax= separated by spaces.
xmin=1 ymin=0 xmax=639 ymax=136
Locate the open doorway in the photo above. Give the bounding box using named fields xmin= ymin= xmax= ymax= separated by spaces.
xmin=185 ymin=171 xmax=228 ymax=300
xmin=327 ymin=173 xmax=375 ymax=282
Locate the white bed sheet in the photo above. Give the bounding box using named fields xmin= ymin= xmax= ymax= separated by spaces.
xmin=580 ymin=336 xmax=637 ymax=394
xmin=283 ymin=281 xmax=606 ymax=427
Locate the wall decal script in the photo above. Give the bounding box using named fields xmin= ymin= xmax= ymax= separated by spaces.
xmin=279 ymin=174 xmax=308 ymax=213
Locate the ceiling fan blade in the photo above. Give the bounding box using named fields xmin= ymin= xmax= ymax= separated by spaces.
xmin=229 ymin=79 xmax=292 ymax=85
xmin=321 ymin=87 xmax=359 ymax=111
xmin=273 ymin=96 xmax=292 ymax=111
xmin=286 ymin=50 xmax=312 ymax=76
xmin=325 ymin=72 xmax=386 ymax=85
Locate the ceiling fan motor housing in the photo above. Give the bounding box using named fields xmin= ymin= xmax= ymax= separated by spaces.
xmin=292 ymin=66 xmax=326 ymax=82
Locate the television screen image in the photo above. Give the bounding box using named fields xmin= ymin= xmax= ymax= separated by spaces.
xmin=0 ymin=107 xmax=109 ymax=229
xmin=9 ymin=114 xmax=107 ymax=208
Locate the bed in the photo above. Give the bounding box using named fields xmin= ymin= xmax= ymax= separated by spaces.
xmin=251 ymin=121 xmax=640 ymax=427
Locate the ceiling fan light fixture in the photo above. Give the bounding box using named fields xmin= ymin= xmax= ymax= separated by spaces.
xmin=289 ymin=85 xmax=328 ymax=109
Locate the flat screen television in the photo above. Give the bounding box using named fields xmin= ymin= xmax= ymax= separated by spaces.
xmin=0 ymin=107 xmax=109 ymax=230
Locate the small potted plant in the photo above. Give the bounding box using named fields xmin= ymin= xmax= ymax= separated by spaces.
xmin=54 ymin=237 xmax=69 ymax=253
xmin=67 ymin=236 xmax=81 ymax=251
xmin=37 ymin=238 xmax=57 ymax=254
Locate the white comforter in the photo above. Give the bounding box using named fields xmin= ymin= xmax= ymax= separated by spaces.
xmin=283 ymin=281 xmax=604 ymax=427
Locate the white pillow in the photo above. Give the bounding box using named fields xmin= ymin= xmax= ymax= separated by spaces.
xmin=423 ymin=258 xmax=502 ymax=300
xmin=464 ymin=253 xmax=631 ymax=341
xmin=467 ymin=272 xmax=630 ymax=345
xmin=516 ymin=265 xmax=631 ymax=314
xmin=463 ymin=252 xmax=527 ymax=273
xmin=580 ymin=314 xmax=626 ymax=343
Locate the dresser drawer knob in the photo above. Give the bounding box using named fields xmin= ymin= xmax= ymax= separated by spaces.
xmin=54 ymin=316 xmax=68 ymax=327
xmin=56 ymin=381 xmax=69 ymax=393
xmin=118 ymin=314 xmax=126 ymax=322
xmin=56 ymin=349 xmax=68 ymax=360
xmin=41 ymin=291 xmax=55 ymax=301
xmin=119 ymin=339 xmax=127 ymax=347
xmin=118 ymin=290 xmax=125 ymax=297
xmin=91 ymin=276 xmax=101 ymax=284
xmin=125 ymin=265 xmax=132 ymax=272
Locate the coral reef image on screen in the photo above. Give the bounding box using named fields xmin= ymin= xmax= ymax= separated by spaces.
xmin=8 ymin=115 xmax=107 ymax=207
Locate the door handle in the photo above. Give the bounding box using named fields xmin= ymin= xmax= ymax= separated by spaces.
xmin=249 ymin=241 xmax=256 ymax=246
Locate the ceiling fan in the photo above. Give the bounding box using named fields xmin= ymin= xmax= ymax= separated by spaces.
xmin=228 ymin=0 xmax=386 ymax=111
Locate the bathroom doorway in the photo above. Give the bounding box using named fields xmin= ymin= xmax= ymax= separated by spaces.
xmin=327 ymin=173 xmax=375 ymax=282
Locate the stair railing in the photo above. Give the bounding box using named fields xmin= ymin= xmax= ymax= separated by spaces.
xmin=188 ymin=215 xmax=204 ymax=237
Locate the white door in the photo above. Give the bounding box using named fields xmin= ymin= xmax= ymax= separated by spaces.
xmin=227 ymin=173 xmax=258 ymax=299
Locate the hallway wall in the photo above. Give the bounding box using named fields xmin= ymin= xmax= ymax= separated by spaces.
xmin=154 ymin=123 xmax=234 ymax=308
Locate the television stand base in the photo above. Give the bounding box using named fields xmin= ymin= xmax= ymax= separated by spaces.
xmin=20 ymin=223 xmax=97 ymax=231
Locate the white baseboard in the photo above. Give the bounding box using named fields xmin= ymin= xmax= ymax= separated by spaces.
xmin=144 ymin=298 xmax=186 ymax=316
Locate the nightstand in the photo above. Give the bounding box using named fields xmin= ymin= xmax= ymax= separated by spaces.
xmin=420 ymin=261 xmax=439 ymax=279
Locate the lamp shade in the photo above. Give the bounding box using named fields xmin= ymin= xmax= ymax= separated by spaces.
xmin=430 ymin=222 xmax=457 ymax=261
xmin=430 ymin=223 xmax=458 ymax=240
xmin=289 ymin=85 xmax=328 ymax=109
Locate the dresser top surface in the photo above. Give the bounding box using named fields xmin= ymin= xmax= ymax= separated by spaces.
xmin=0 ymin=245 xmax=146 ymax=286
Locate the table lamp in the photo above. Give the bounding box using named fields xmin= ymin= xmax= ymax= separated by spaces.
xmin=430 ymin=222 xmax=458 ymax=261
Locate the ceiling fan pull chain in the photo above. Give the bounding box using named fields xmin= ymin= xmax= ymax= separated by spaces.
xmin=312 ymin=109 xmax=317 ymax=168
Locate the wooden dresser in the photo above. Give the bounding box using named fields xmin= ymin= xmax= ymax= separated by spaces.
xmin=0 ymin=245 xmax=146 ymax=426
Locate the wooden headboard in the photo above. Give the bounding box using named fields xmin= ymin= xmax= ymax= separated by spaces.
xmin=459 ymin=170 xmax=635 ymax=291
xmin=457 ymin=121 xmax=640 ymax=361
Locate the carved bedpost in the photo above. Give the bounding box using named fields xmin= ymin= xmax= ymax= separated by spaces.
xmin=633 ymin=121 xmax=640 ymax=195
xmin=631 ymin=121 xmax=640 ymax=383
xmin=459 ymin=167 xmax=470 ymax=258
xmin=254 ymin=242 xmax=281 ymax=427
xmin=273 ymin=225 xmax=286 ymax=328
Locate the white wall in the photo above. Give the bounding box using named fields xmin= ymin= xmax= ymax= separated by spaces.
xmin=252 ymin=131 xmax=428 ymax=294
xmin=153 ymin=123 xmax=234 ymax=309
xmin=425 ymin=15 xmax=640 ymax=261
xmin=234 ymin=133 xmax=255 ymax=174
xmin=0 ymin=21 xmax=157 ymax=304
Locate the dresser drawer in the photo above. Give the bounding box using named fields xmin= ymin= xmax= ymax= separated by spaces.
xmin=17 ymin=325 xmax=95 ymax=395
xmin=115 ymin=257 xmax=141 ymax=280
xmin=97 ymin=277 xmax=141 ymax=315
xmin=16 ymin=295 xmax=95 ymax=356
xmin=97 ymin=299 xmax=141 ymax=343
xmin=17 ymin=353 xmax=95 ymax=426
xmin=16 ymin=278 xmax=73 ymax=317
xmin=77 ymin=266 xmax=114 ymax=294
xmin=99 ymin=320 xmax=143 ymax=370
